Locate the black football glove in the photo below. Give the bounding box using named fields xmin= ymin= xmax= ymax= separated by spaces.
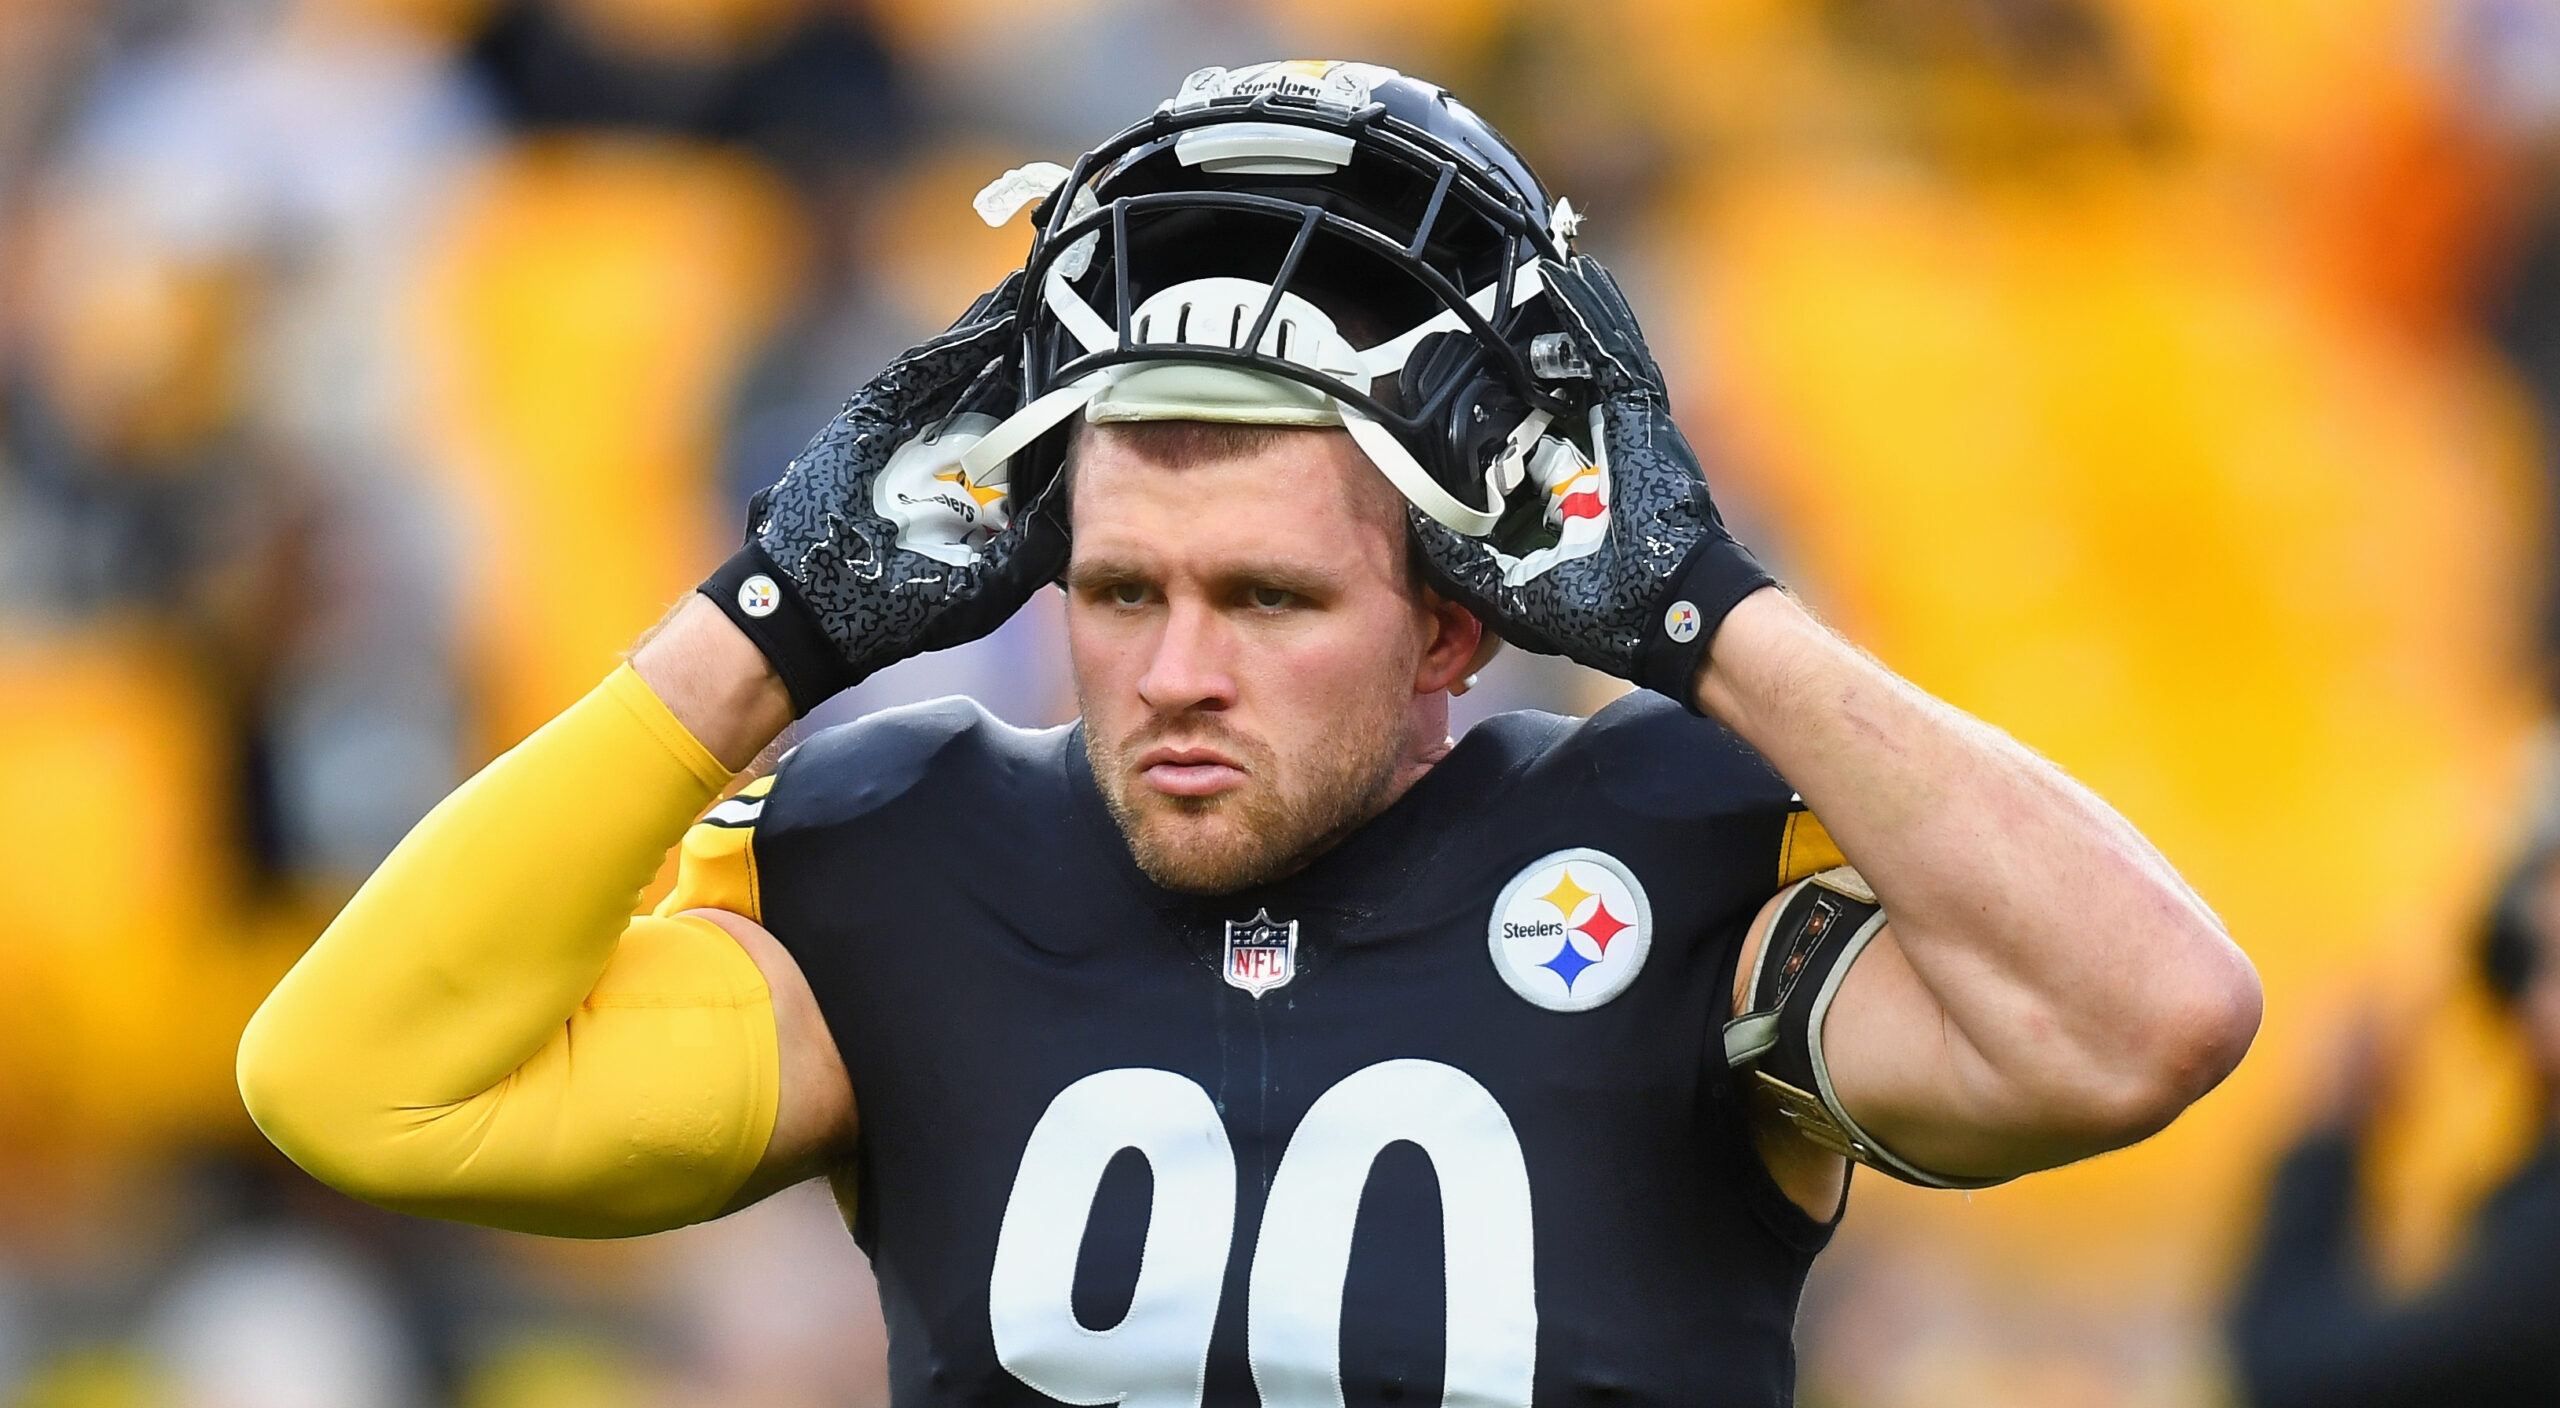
xmin=1408 ymin=254 xmax=1774 ymax=711
xmin=702 ymin=271 xmax=1068 ymax=716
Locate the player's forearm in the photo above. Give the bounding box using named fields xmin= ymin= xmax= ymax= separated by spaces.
xmin=1698 ymin=589 xmax=2259 ymax=1156
xmin=632 ymin=594 xmax=795 ymax=770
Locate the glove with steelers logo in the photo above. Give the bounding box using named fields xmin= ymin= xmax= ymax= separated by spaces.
xmin=1408 ymin=254 xmax=1775 ymax=711
xmin=701 ymin=271 xmax=1068 ymax=716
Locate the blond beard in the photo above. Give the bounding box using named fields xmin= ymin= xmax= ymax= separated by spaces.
xmin=1088 ymin=690 xmax=1416 ymax=895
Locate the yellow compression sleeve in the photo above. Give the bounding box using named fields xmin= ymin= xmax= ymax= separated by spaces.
xmin=236 ymin=665 xmax=779 ymax=1238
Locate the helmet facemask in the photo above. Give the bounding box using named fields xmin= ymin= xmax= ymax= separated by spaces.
xmin=955 ymin=60 xmax=1618 ymax=581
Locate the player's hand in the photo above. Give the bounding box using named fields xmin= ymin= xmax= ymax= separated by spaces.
xmin=701 ymin=271 xmax=1068 ymax=715
xmin=1407 ymin=254 xmax=1774 ymax=708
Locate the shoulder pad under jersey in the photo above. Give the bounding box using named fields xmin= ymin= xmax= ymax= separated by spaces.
xmin=759 ymin=696 xmax=1062 ymax=837
xmin=1559 ymin=689 xmax=1802 ymax=822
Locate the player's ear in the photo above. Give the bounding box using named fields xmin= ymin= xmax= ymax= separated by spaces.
xmin=1416 ymin=590 xmax=1494 ymax=696
xmin=1449 ymin=625 xmax=1503 ymax=696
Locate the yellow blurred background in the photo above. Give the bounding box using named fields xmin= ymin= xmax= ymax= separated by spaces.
xmin=2 ymin=0 xmax=2554 ymax=1403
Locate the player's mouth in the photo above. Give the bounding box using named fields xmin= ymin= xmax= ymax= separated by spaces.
xmin=1134 ymin=744 xmax=1248 ymax=798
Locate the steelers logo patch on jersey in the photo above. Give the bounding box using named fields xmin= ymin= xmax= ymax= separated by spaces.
xmin=1487 ymin=848 xmax=1653 ymax=1011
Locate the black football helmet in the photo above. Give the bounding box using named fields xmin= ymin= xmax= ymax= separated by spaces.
xmin=954 ymin=60 xmax=1601 ymax=552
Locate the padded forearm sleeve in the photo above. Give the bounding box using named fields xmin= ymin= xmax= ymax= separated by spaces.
xmin=236 ymin=666 xmax=780 ymax=1238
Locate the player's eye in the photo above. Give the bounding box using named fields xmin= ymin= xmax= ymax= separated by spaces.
xmin=1246 ymin=585 xmax=1294 ymax=611
xmin=1108 ymin=582 xmax=1149 ymax=607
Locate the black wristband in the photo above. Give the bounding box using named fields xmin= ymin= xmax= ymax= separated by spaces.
xmin=700 ymin=545 xmax=859 ymax=718
xmin=1633 ymin=530 xmax=1776 ymax=714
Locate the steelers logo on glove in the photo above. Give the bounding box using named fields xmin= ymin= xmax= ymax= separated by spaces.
xmin=702 ymin=271 xmax=1070 ymax=716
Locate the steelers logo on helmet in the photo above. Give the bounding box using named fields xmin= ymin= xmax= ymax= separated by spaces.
xmin=1488 ymin=848 xmax=1653 ymax=1012
xmin=955 ymin=57 xmax=1617 ymax=583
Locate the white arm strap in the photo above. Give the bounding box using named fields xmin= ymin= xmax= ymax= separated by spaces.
xmin=1336 ymin=405 xmax=1500 ymax=536
xmin=1356 ymin=263 xmax=1547 ymax=380
xmin=959 ymin=381 xmax=1105 ymax=481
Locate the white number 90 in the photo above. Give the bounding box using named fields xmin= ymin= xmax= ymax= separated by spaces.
xmin=989 ymin=1059 xmax=1537 ymax=1408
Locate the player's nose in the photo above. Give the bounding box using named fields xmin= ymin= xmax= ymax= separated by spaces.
xmin=1136 ymin=595 xmax=1238 ymax=715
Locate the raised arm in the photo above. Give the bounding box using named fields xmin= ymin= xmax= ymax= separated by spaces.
xmin=1405 ymin=251 xmax=2257 ymax=1191
xmin=238 ymin=270 xmax=1066 ymax=1234
xmin=234 ymin=601 xmax=843 ymax=1236
xmin=1706 ymin=589 xmax=2259 ymax=1182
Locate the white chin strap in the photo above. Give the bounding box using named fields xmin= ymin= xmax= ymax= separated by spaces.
xmin=957 ymin=258 xmax=1550 ymax=538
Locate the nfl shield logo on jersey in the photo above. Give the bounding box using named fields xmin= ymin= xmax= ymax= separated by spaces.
xmin=1224 ymin=909 xmax=1298 ymax=997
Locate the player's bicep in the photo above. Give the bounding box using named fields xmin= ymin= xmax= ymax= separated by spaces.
xmin=1799 ymin=921 xmax=1976 ymax=1166
xmin=656 ymin=771 xmax=857 ymax=1209
xmin=377 ymin=901 xmax=851 ymax=1237
xmin=1724 ymin=867 xmax=2013 ymax=1192
xmin=1819 ymin=923 xmax=2121 ymax=1182
xmin=349 ymin=910 xmax=787 ymax=1237
xmin=685 ymin=907 xmax=857 ymax=1212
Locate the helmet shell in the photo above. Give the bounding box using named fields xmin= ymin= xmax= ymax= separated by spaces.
xmin=993 ymin=59 xmax=1589 ymax=547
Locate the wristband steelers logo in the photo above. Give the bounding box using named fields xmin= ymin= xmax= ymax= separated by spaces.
xmin=1487 ymin=848 xmax=1653 ymax=1011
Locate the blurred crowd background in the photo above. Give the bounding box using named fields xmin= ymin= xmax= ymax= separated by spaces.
xmin=2 ymin=0 xmax=2556 ymax=1404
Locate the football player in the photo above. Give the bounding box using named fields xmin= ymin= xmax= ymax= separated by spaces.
xmin=238 ymin=62 xmax=2260 ymax=1407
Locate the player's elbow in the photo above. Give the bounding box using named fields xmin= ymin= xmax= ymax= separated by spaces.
xmin=237 ymin=992 xmax=308 ymax=1141
xmin=236 ymin=1040 xmax=313 ymax=1166
xmin=2078 ymin=927 xmax=2263 ymax=1146
xmin=235 ymin=991 xmax=390 ymax=1199
xmin=238 ymin=1041 xmax=469 ymax=1217
xmin=2145 ymin=919 xmax=2261 ymax=1107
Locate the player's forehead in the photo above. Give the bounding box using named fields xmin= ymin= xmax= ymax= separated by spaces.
xmin=1064 ymin=423 xmax=1406 ymax=577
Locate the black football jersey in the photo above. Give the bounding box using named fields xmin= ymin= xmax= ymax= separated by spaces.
xmin=665 ymin=691 xmax=1849 ymax=1407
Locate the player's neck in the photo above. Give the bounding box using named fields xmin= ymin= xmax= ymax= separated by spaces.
xmin=1375 ymin=689 xmax=1458 ymax=815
